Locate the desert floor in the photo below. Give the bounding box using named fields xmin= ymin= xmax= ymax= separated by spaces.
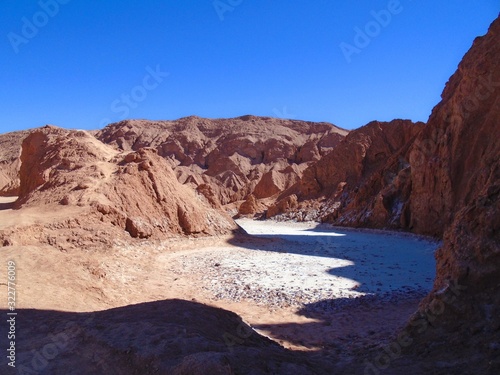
xmin=0 ymin=206 xmax=439 ymax=361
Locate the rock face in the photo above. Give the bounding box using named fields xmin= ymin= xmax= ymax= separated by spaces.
xmin=3 ymin=126 xmax=236 ymax=250
xmin=273 ymin=17 xmax=499 ymax=242
xmin=253 ymin=17 xmax=499 ymax=370
xmin=268 ymin=16 xmax=500 ymax=368
xmin=407 ymin=18 xmax=500 ymax=237
xmin=269 ymin=119 xmax=424 ymax=228
xmin=96 ymin=116 xmax=347 ymax=210
xmin=299 ymin=120 xmax=423 ymax=198
xmin=0 ymin=130 xmax=29 ymax=196
xmin=409 ymin=16 xmax=500 ymax=343
xmin=238 ymin=194 xmax=259 ymax=216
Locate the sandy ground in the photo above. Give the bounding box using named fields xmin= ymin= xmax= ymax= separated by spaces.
xmin=0 ymin=210 xmax=439 ymax=358
xmin=0 ymin=196 xmax=85 ymax=230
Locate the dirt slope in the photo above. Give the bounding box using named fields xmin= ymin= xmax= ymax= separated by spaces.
xmin=0 ymin=300 xmax=332 ymax=375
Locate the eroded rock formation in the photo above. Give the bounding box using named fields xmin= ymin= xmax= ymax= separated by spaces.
xmin=407 ymin=16 xmax=500 ymax=360
xmin=0 ymin=129 xmax=29 ymax=196
xmin=96 ymin=116 xmax=347 ymax=210
xmin=1 ymin=126 xmax=236 ymax=250
xmin=269 ymin=119 xmax=424 ymax=228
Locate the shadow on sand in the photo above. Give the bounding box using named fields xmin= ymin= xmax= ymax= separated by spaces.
xmin=0 ymin=299 xmax=339 ymax=375
xmin=0 ymin=201 xmax=15 ymax=211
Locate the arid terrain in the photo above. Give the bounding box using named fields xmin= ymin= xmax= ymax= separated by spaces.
xmin=0 ymin=15 xmax=499 ymax=375
xmin=0 ymin=210 xmax=438 ymax=374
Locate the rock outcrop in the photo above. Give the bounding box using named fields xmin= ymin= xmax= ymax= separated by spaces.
xmin=299 ymin=120 xmax=423 ymax=198
xmin=269 ymin=119 xmax=424 ymax=228
xmin=273 ymin=16 xmax=499 ymax=241
xmin=0 ymin=129 xmax=29 ymax=196
xmin=262 ymin=19 xmax=500 ymax=374
xmin=96 ymin=116 xmax=347 ymax=210
xmin=267 ymin=16 xmax=500 ymax=372
xmin=406 ymin=18 xmax=500 ymax=237
xmin=2 ymin=126 xmax=236 ymax=250
xmin=406 ymin=16 xmax=500 ymax=354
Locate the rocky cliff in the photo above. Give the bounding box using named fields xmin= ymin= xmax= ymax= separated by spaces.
xmin=407 ymin=16 xmax=500 ymax=357
xmin=271 ymin=15 xmax=500 ymax=373
xmin=267 ymin=16 xmax=500 ymax=371
xmin=272 ymin=17 xmax=499 ymax=242
xmin=407 ymin=18 xmax=500 ymax=237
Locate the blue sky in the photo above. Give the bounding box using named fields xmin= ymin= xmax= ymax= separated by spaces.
xmin=0 ymin=1 xmax=498 ymax=133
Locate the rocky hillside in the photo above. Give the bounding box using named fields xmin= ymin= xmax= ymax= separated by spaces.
xmin=267 ymin=119 xmax=424 ymax=226
xmin=1 ymin=126 xmax=236 ymax=251
xmin=96 ymin=116 xmax=347 ymax=210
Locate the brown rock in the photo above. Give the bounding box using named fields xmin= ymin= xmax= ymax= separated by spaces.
xmin=125 ymin=217 xmax=154 ymax=238
xmin=359 ymin=23 xmax=500 ymax=351
xmin=238 ymin=194 xmax=259 ymax=215
xmin=6 ymin=126 xmax=237 ymax=250
xmin=253 ymin=168 xmax=300 ymax=199
xmin=0 ymin=129 xmax=29 ymax=196
xmin=267 ymin=194 xmax=298 ymax=218
xmin=294 ymin=119 xmax=423 ymax=227
xmin=411 ymin=16 xmax=500 ymax=334
xmin=96 ymin=116 xmax=348 ymax=206
xmin=407 ymin=17 xmax=500 ymax=237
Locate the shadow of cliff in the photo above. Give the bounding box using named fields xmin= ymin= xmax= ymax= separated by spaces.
xmin=0 ymin=299 xmax=336 ymax=375
xmin=252 ymin=293 xmax=424 ymax=350
xmin=0 ymin=201 xmax=15 ymax=211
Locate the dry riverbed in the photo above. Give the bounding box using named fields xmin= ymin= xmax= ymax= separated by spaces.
xmin=1 ymin=217 xmax=439 ymax=363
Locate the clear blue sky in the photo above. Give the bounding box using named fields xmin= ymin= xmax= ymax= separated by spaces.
xmin=0 ymin=1 xmax=498 ymax=133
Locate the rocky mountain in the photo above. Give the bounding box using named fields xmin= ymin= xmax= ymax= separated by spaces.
xmin=96 ymin=116 xmax=347 ymax=210
xmin=0 ymin=14 xmax=498 ymax=374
